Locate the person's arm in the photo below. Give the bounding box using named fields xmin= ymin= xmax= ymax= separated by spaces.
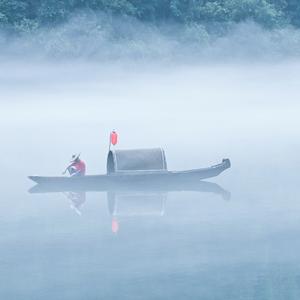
xmin=62 ymin=162 xmax=74 ymax=175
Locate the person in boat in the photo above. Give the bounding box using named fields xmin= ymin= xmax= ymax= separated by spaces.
xmin=63 ymin=154 xmax=86 ymax=176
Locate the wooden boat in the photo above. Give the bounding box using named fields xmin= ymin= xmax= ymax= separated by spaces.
xmin=29 ymin=161 xmax=230 ymax=186
xmin=29 ymin=148 xmax=231 ymax=188
xmin=29 ymin=179 xmax=230 ymax=202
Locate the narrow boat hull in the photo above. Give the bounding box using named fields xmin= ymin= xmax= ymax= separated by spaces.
xmin=29 ymin=159 xmax=231 ymax=188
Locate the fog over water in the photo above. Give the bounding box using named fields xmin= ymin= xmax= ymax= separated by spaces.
xmin=2 ymin=16 xmax=300 ymax=61
xmin=1 ymin=32 xmax=300 ymax=299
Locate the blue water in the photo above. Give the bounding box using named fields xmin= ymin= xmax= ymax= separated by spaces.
xmin=1 ymin=162 xmax=300 ymax=299
xmin=1 ymin=62 xmax=300 ymax=299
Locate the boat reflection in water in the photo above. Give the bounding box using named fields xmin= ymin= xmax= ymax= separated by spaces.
xmin=29 ymin=179 xmax=230 ymax=233
xmin=108 ymin=192 xmax=167 ymax=233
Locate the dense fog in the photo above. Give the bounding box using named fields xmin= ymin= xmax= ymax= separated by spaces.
xmin=1 ymin=57 xmax=299 ymax=186
xmin=1 ymin=8 xmax=300 ymax=300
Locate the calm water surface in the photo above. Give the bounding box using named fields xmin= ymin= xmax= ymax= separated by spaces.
xmin=0 ymin=62 xmax=299 ymax=299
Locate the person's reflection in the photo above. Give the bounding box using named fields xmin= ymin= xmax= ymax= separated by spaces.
xmin=63 ymin=192 xmax=86 ymax=215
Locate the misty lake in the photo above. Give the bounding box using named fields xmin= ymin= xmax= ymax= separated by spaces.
xmin=1 ymin=61 xmax=299 ymax=299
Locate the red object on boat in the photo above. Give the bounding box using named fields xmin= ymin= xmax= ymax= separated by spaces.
xmin=110 ymin=131 xmax=118 ymax=146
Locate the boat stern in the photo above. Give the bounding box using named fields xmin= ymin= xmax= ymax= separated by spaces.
xmin=222 ymin=158 xmax=231 ymax=170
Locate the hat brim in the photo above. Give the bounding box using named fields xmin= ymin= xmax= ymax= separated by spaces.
xmin=70 ymin=154 xmax=80 ymax=162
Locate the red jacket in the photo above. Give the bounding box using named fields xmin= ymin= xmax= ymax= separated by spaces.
xmin=71 ymin=160 xmax=86 ymax=175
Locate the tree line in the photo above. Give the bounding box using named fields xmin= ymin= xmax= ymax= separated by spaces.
xmin=1 ymin=0 xmax=300 ymax=34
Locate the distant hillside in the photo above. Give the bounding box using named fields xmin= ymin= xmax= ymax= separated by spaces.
xmin=1 ymin=0 xmax=300 ymax=34
xmin=1 ymin=1 xmax=300 ymax=60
